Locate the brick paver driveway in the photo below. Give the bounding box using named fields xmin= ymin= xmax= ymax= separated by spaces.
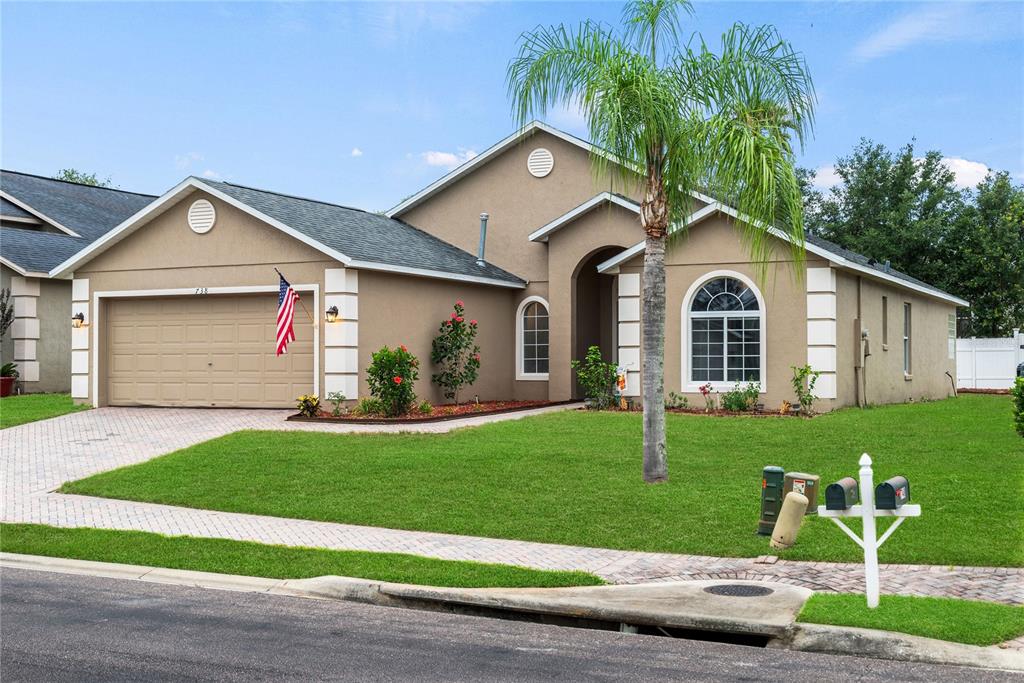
xmin=4 ymin=407 xmax=1022 ymax=607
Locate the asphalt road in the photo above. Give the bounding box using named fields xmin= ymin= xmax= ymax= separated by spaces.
xmin=1 ymin=568 xmax=1018 ymax=682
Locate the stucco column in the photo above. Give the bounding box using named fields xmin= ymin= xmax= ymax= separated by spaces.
xmin=616 ymin=272 xmax=641 ymax=397
xmin=547 ymin=272 xmax=573 ymax=401
xmin=71 ymin=278 xmax=90 ymax=401
xmin=323 ymin=268 xmax=359 ymax=400
xmin=11 ymin=276 xmax=40 ymax=385
xmin=806 ymin=267 xmax=838 ymax=399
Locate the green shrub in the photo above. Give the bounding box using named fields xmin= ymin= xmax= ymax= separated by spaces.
xmin=418 ymin=400 xmax=434 ymax=415
xmin=791 ymin=364 xmax=822 ymax=414
xmin=295 ymin=394 xmax=321 ymax=418
xmin=366 ymin=345 xmax=419 ymax=417
xmin=666 ymin=391 xmax=688 ymax=410
xmin=352 ymin=397 xmax=384 ymax=416
xmin=326 ymin=391 xmax=347 ymax=417
xmin=570 ymin=346 xmax=619 ymax=409
xmin=1013 ymin=377 xmax=1024 ymax=438
xmin=430 ymin=301 xmax=481 ymax=404
xmin=720 ymin=383 xmax=760 ymax=411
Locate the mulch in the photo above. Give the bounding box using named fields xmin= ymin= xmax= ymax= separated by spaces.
xmin=957 ymin=388 xmax=1011 ymax=395
xmin=288 ymin=400 xmax=562 ymax=424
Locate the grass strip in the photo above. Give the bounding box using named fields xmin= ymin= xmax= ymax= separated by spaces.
xmin=0 ymin=393 xmax=89 ymax=429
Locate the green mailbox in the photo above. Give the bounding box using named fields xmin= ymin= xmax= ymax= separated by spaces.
xmin=757 ymin=466 xmax=786 ymax=535
xmin=875 ymin=476 xmax=910 ymax=510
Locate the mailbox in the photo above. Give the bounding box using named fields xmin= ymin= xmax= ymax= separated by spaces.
xmin=783 ymin=472 xmax=820 ymax=515
xmin=757 ymin=466 xmax=786 ymax=535
xmin=825 ymin=477 xmax=859 ymax=510
xmin=875 ymin=476 xmax=910 ymax=509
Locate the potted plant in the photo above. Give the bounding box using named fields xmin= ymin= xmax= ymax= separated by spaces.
xmin=1 ymin=362 xmax=18 ymax=398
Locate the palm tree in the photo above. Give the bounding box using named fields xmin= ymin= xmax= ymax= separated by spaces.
xmin=507 ymin=0 xmax=814 ymax=483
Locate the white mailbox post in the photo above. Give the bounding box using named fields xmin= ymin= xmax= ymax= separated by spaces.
xmin=817 ymin=453 xmax=921 ymax=608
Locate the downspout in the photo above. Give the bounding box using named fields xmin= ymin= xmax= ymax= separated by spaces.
xmin=476 ymin=213 xmax=489 ymax=266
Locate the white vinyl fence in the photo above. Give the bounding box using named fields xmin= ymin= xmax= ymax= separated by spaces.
xmin=956 ymin=328 xmax=1024 ymax=389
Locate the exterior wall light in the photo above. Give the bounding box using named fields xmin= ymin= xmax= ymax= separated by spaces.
xmin=72 ymin=312 xmax=86 ymax=328
xmin=325 ymin=306 xmax=339 ymax=324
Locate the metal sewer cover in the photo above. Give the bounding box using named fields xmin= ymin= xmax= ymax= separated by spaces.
xmin=703 ymin=584 xmax=774 ymax=597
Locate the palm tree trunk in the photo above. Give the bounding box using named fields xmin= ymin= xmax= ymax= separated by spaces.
xmin=641 ymin=233 xmax=668 ymax=483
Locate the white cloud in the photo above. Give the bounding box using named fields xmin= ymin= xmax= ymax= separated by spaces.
xmin=175 ymin=152 xmax=203 ymax=170
xmin=812 ymin=165 xmax=842 ymax=189
xmin=852 ymin=3 xmax=1022 ymax=63
xmin=201 ymin=169 xmax=222 ymax=180
xmin=938 ymin=157 xmax=990 ymax=189
xmin=351 ymin=147 xmax=363 ymax=158
xmin=421 ymin=149 xmax=478 ymax=170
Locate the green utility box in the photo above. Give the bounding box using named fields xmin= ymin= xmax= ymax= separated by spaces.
xmin=783 ymin=472 xmax=820 ymax=515
xmin=757 ymin=466 xmax=786 ymax=535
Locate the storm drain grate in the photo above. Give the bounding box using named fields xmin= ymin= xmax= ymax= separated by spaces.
xmin=703 ymin=584 xmax=774 ymax=597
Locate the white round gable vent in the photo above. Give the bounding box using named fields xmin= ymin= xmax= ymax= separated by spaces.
xmin=187 ymin=199 xmax=216 ymax=234
xmin=527 ymin=148 xmax=554 ymax=178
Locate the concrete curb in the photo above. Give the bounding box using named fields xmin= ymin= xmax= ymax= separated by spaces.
xmin=777 ymin=623 xmax=1024 ymax=672
xmin=4 ymin=553 xmax=1021 ymax=672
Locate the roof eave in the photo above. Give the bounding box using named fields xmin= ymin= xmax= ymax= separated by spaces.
xmin=528 ymin=192 xmax=640 ymax=242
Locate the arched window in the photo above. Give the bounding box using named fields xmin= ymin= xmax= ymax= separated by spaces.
xmin=516 ymin=297 xmax=549 ymax=380
xmin=687 ymin=275 xmax=763 ymax=386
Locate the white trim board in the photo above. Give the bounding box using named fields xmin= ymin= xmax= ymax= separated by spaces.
xmin=0 ymin=256 xmax=48 ymax=278
xmin=0 ymin=191 xmax=81 ymax=237
xmin=528 ymin=192 xmax=640 ymax=242
xmin=89 ymin=284 xmax=320 ymax=408
xmin=515 ymin=295 xmax=551 ymax=381
xmin=596 ymin=200 xmax=969 ymax=307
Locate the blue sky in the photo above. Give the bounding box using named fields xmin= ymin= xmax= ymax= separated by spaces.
xmin=3 ymin=1 xmax=1021 ymax=211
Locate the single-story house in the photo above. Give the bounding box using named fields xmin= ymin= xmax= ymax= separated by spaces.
xmin=0 ymin=171 xmax=156 ymax=392
xmin=40 ymin=121 xmax=965 ymax=410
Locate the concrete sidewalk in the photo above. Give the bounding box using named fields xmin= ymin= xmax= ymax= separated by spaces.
xmin=4 ymin=406 xmax=1023 ymax=607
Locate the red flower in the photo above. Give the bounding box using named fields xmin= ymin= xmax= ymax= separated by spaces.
xmin=450 ymin=312 xmax=457 ymax=319
xmin=393 ymin=376 xmax=403 ymax=385
xmin=455 ymin=300 xmax=464 ymax=307
xmin=474 ymin=353 xmax=481 ymax=361
xmin=446 ymin=320 xmax=453 ymax=326
xmin=400 ymin=344 xmax=408 ymax=352
xmin=469 ymin=320 xmax=477 ymax=326
xmin=456 ymin=316 xmax=464 ymax=323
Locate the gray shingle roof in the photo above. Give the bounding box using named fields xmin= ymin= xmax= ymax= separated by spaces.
xmin=1 ymin=198 xmax=35 ymax=220
xmin=1 ymin=170 xmax=157 ymax=273
xmin=0 ymin=227 xmax=88 ymax=273
xmin=201 ymin=178 xmax=525 ymax=286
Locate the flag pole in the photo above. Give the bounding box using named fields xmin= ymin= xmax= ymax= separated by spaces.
xmin=274 ymin=267 xmax=315 ymax=324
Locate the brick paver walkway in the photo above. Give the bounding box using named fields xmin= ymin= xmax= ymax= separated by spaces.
xmin=4 ymin=407 xmax=1022 ymax=609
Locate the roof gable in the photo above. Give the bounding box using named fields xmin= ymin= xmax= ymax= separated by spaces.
xmin=528 ymin=192 xmax=641 ymax=242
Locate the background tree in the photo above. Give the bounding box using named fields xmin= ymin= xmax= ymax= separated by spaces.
xmin=800 ymin=141 xmax=1024 ymax=337
xmin=508 ymin=0 xmax=814 ymax=482
xmin=53 ymin=168 xmax=112 ymax=187
xmin=0 ymin=288 xmax=14 ymax=339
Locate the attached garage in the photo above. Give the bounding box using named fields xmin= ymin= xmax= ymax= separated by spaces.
xmin=104 ymin=294 xmax=313 ymax=407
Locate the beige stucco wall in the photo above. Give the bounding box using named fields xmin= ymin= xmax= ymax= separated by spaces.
xmin=835 ymin=272 xmax=957 ymax=406
xmin=0 ymin=265 xmax=72 ymax=393
xmin=398 ymin=129 xmax=640 ymax=284
xmin=619 ymin=214 xmax=825 ymax=411
xmin=72 ymin=190 xmax=337 ymax=406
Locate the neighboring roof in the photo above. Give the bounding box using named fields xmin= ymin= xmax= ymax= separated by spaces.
xmin=386 ymin=120 xmax=618 ymax=218
xmin=0 ymin=170 xmax=157 ymax=275
xmin=0 ymin=227 xmax=88 ymax=275
xmin=594 ymin=193 xmax=968 ymax=307
xmin=1 ymin=170 xmax=156 ymax=240
xmin=1 ymin=197 xmax=36 ymax=220
xmin=52 ymin=177 xmax=526 ymax=289
xmin=528 ymin=192 xmax=640 ymax=242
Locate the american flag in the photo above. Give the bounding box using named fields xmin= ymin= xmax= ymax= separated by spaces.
xmin=276 ymin=273 xmax=299 ymax=356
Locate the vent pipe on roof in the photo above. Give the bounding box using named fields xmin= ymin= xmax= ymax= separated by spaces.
xmin=477 ymin=212 xmax=489 ymax=266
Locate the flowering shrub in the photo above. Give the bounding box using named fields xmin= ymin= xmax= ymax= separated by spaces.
xmin=296 ymin=394 xmax=321 ymax=418
xmin=430 ymin=300 xmax=481 ymax=403
xmin=720 ymin=382 xmax=760 ymax=411
xmin=698 ymin=383 xmax=716 ymax=412
xmin=367 ymin=345 xmax=419 ymax=416
xmin=570 ymin=346 xmax=619 ymax=409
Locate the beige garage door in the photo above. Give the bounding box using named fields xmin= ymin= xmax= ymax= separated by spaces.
xmin=106 ymin=295 xmax=313 ymax=407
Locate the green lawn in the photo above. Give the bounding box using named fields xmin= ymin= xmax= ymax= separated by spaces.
xmin=0 ymin=393 xmax=89 ymax=428
xmin=798 ymin=593 xmax=1024 ymax=646
xmin=0 ymin=524 xmax=602 ymax=588
xmin=61 ymin=395 xmax=1024 ymax=567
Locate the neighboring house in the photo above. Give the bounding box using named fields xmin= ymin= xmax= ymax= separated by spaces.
xmin=0 ymin=171 xmax=156 ymax=392
xmin=49 ymin=122 xmax=966 ymax=410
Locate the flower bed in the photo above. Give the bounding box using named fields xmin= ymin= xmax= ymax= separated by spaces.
xmin=288 ymin=400 xmax=561 ymax=424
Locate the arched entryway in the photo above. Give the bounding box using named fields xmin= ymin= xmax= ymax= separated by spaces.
xmin=572 ymin=246 xmax=625 ymax=399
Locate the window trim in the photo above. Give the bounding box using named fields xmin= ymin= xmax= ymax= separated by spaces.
xmin=516 ymin=295 xmax=550 ymax=381
xmin=881 ymin=295 xmax=888 ymax=351
xmin=903 ymin=302 xmax=912 ymax=378
xmin=681 ymin=271 xmax=767 ymax=393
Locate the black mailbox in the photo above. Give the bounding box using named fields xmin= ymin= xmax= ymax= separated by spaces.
xmin=875 ymin=476 xmax=910 ymax=509
xmin=825 ymin=477 xmax=859 ymax=510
